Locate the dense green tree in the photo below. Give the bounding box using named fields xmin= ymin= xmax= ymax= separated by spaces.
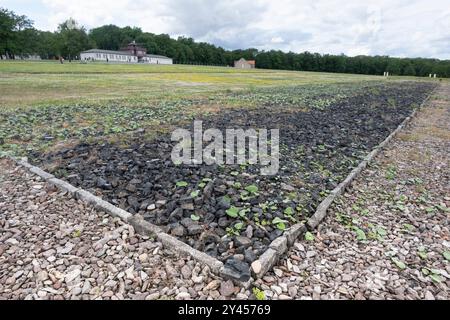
xmin=0 ymin=7 xmax=33 ymax=58
xmin=56 ymin=18 xmax=92 ymax=61
xmin=1 ymin=7 xmax=449 ymax=77
xmin=89 ymin=24 xmax=125 ymax=50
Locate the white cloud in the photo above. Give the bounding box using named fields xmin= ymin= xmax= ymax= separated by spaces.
xmin=271 ymin=37 xmax=284 ymax=44
xmin=6 ymin=0 xmax=450 ymax=59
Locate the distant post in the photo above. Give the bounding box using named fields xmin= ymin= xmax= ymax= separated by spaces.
xmin=434 ymin=74 xmax=437 ymax=78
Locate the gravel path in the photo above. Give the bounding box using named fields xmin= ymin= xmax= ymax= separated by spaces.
xmin=256 ymin=83 xmax=450 ymax=300
xmin=0 ymin=159 xmax=252 ymax=300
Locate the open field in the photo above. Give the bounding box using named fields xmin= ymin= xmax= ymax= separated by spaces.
xmin=0 ymin=61 xmax=438 ymax=156
xmin=1 ymin=60 xmax=384 ymax=108
xmin=0 ymin=61 xmax=442 ymax=284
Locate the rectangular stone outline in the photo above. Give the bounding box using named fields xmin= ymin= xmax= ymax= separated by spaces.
xmin=6 ymin=84 xmax=437 ymax=286
xmin=250 ymin=85 xmax=436 ymax=279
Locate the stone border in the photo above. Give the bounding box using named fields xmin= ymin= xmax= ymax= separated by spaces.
xmin=248 ymin=84 xmax=438 ymax=279
xmin=4 ymin=85 xmax=437 ymax=286
xmin=8 ymin=156 xmax=236 ymax=282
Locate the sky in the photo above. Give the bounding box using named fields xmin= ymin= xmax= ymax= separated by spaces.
xmin=1 ymin=0 xmax=449 ymax=59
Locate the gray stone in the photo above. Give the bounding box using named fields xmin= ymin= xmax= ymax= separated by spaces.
xmin=146 ymin=292 xmax=160 ymax=300
xmin=171 ymin=225 xmax=186 ymax=237
xmin=342 ymin=274 xmax=353 ymax=282
xmin=234 ymin=236 xmax=252 ymax=248
xmin=127 ymin=214 xmax=162 ymax=236
xmin=269 ymin=236 xmax=287 ymax=254
xmin=176 ymin=292 xmax=191 ymax=300
xmin=181 ymin=265 xmax=191 ymax=279
xmin=48 ymin=178 xmax=78 ymax=195
xmin=251 ymin=260 xmax=262 ymax=274
xmin=245 ymin=225 xmax=253 ymax=238
xmin=285 ymin=223 xmax=307 ymax=246
xmin=253 ymin=248 xmax=278 ymax=278
xmin=219 ymin=280 xmax=235 ymax=297
xmin=181 ymin=217 xmax=196 ymax=228
xmin=221 ymin=258 xmax=251 ymax=282
xmin=187 ymin=224 xmax=203 ymax=235
xmin=29 ymin=166 xmax=55 ymax=180
xmin=156 ymin=233 xmax=223 ymax=273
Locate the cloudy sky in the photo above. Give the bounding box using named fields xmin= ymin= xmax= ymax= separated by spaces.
xmin=2 ymin=0 xmax=449 ymax=59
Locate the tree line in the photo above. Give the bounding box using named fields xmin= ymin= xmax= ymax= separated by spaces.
xmin=1 ymin=7 xmax=449 ymax=77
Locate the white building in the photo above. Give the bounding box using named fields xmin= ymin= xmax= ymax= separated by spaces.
xmin=141 ymin=54 xmax=173 ymax=65
xmin=80 ymin=49 xmax=138 ymax=63
xmin=80 ymin=49 xmax=173 ymax=64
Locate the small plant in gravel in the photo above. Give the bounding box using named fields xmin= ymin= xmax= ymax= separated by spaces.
xmin=421 ymin=268 xmax=444 ymax=283
xmin=403 ymin=223 xmax=415 ymax=232
xmin=241 ymin=184 xmax=259 ymax=200
xmin=272 ymin=217 xmax=287 ymax=231
xmin=353 ymin=226 xmax=367 ymax=241
xmin=385 ymin=165 xmax=397 ymax=180
xmin=72 ymin=229 xmax=82 ymax=238
xmin=226 ymin=206 xmax=239 ymax=218
xmin=198 ymin=182 xmax=206 ymax=188
xmin=234 ymin=222 xmax=244 ymax=231
xmin=252 ymin=287 xmax=266 ymax=300
xmin=245 ymin=184 xmax=259 ymax=195
xmin=391 ymin=257 xmax=407 ymax=270
xmin=417 ymin=247 xmax=428 ymax=260
xmin=305 ymin=231 xmax=315 ymax=241
xmin=283 ymin=207 xmax=297 ymax=222
xmin=176 ymin=181 xmax=188 ymax=187
xmin=335 ymin=212 xmax=353 ymax=227
xmin=226 ymin=222 xmax=244 ymax=237
xmin=443 ymin=251 xmax=450 ymax=261
xmin=190 ymin=190 xmax=200 ymax=198
xmin=368 ymin=224 xmax=387 ymax=241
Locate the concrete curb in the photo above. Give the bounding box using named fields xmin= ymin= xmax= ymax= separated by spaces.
xmin=247 ymin=85 xmax=437 ymax=279
xmin=306 ymin=87 xmax=436 ymax=230
xmin=4 ymin=85 xmax=437 ymax=286
xmin=7 ymin=156 xmax=246 ymax=285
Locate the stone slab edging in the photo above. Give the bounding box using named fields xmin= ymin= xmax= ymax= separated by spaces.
xmin=249 ymin=84 xmax=437 ymax=279
xmin=4 ymin=84 xmax=437 ymax=286
xmin=8 ymin=156 xmax=241 ymax=285
xmin=306 ymin=85 xmax=437 ymax=229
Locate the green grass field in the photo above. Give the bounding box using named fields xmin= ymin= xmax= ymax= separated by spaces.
xmin=0 ymin=60 xmax=384 ymax=108
xmin=0 ymin=60 xmax=439 ymax=156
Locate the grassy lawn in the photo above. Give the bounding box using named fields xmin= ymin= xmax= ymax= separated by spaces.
xmin=0 ymin=60 xmax=437 ymax=157
xmin=0 ymin=60 xmax=382 ymax=108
